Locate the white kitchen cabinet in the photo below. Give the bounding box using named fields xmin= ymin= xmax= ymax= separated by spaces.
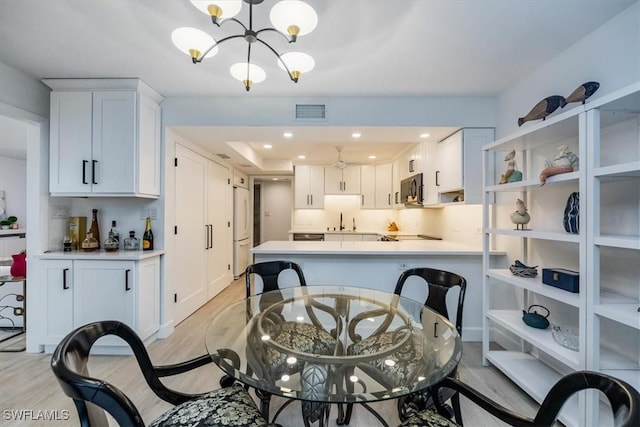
xmin=45 ymin=79 xmax=162 ymax=198
xmin=392 ymin=159 xmax=403 ymax=208
xmin=427 ymin=128 xmax=494 ymax=205
xmin=41 ymin=255 xmax=161 ymax=352
xmin=324 ymin=166 xmax=360 ymax=195
xmin=482 ymin=83 xmax=640 ymax=426
xmin=360 ymin=165 xmax=376 ymax=209
xmin=294 ymin=165 xmax=324 ymax=208
xmin=233 ymin=169 xmax=249 ymax=189
xmin=374 ymin=163 xmax=393 ymax=208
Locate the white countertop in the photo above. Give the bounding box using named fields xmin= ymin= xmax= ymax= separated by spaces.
xmin=252 ymin=240 xmax=504 ymax=256
xmin=37 ymin=249 xmax=164 ymax=261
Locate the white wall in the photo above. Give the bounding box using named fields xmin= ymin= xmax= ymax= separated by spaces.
xmin=0 ymin=62 xmax=50 ymax=118
xmin=260 ymin=180 xmax=292 ymax=242
xmin=496 ymin=3 xmax=640 ymax=138
xmin=0 ymin=156 xmax=26 ymax=226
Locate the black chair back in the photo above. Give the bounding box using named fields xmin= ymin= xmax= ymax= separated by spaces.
xmin=394 ymin=267 xmax=467 ymax=336
xmin=245 ymin=260 xmax=307 ymax=297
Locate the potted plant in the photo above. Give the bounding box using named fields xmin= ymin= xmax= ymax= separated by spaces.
xmin=0 ymin=216 xmax=18 ymax=230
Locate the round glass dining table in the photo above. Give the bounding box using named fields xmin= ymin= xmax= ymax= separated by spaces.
xmin=205 ymin=286 xmax=461 ymax=425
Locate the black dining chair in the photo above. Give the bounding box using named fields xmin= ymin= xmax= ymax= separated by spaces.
xmin=400 ymin=370 xmax=640 ymax=427
xmin=50 ymin=320 xmax=269 ymax=427
xmin=346 ymin=267 xmax=467 ymax=425
xmin=245 ymin=261 xmax=338 ymax=424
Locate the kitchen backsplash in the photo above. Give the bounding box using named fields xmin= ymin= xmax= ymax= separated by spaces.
xmin=294 ymin=194 xmax=483 ymax=246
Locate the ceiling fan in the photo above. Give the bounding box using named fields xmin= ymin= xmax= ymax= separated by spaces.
xmin=332 ymin=146 xmax=348 ymax=169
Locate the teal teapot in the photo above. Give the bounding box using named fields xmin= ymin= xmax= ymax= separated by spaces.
xmin=522 ymin=305 xmax=550 ymax=329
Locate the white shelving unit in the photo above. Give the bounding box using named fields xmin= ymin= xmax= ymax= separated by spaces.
xmin=482 ymin=82 xmax=640 ymax=426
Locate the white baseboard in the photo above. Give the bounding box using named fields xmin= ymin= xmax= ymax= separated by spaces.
xmin=157 ymin=320 xmax=175 ymax=339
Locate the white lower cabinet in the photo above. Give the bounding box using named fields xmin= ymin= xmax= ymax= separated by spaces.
xmin=41 ymin=256 xmax=160 ymax=352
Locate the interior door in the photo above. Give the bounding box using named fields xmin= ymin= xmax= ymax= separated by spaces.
xmin=207 ymin=159 xmax=230 ymax=299
xmin=174 ymin=143 xmax=207 ymax=324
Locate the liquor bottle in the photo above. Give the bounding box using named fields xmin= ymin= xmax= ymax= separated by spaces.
xmin=81 ymin=232 xmax=99 ymax=252
xmin=110 ymin=220 xmax=120 ymax=245
xmin=142 ymin=216 xmax=154 ymax=251
xmin=124 ymin=231 xmax=140 ymax=251
xmin=89 ymin=209 xmax=100 ymax=249
xmin=103 ymin=230 xmax=119 ymax=252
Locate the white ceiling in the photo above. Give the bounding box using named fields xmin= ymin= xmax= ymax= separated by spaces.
xmin=0 ymin=0 xmax=636 ymax=168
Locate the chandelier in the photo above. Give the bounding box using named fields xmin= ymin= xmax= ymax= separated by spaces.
xmin=172 ymin=0 xmax=318 ymax=91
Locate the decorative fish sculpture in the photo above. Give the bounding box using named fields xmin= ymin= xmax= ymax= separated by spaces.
xmin=518 ymin=95 xmax=565 ymax=126
xmin=561 ymin=81 xmax=600 ymax=107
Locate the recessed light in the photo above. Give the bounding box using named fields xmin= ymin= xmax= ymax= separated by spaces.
xmin=272 ymin=177 xmax=278 ymax=181
xmin=352 ymin=132 xmax=361 ymax=138
xmin=263 ymin=144 xmax=272 ymax=149
xmin=297 ymin=155 xmax=306 ymax=159
xmin=283 ymin=132 xmax=293 ymax=138
xmin=368 ymin=155 xmax=376 ymax=159
xmin=420 ymin=133 xmax=430 ymax=138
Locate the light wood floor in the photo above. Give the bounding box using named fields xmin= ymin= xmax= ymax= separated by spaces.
xmin=0 ymin=277 xmax=541 ymax=427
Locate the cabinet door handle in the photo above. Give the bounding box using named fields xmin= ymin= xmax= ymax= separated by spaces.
xmin=125 ymin=269 xmax=131 ymax=291
xmin=205 ymin=225 xmax=209 ymax=249
xmin=63 ymin=268 xmax=69 ymax=289
xmin=82 ymin=160 xmax=88 ymax=184
xmin=209 ymin=224 xmax=213 ymax=249
xmin=388 ymin=194 xmax=391 ymax=205
xmin=92 ymin=160 xmax=98 ymax=184
xmin=395 ymin=191 xmax=399 ymax=204
xmin=361 ymin=194 xmax=364 ymax=205
xmin=310 ymin=194 xmax=313 ymax=205
xmin=435 ymin=170 xmax=440 ymax=187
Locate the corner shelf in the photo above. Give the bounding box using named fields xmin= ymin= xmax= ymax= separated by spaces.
xmin=487 ymin=269 xmax=580 ymax=307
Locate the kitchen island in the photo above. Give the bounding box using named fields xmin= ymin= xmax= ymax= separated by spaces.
xmin=251 ymin=240 xmax=507 ymax=341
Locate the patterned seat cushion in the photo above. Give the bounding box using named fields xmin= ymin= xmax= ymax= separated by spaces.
xmin=349 ymin=330 xmax=427 ymax=384
xmin=400 ymin=409 xmax=459 ymax=427
xmin=265 ymin=321 xmax=336 ymax=370
xmin=150 ymin=384 xmax=266 ymax=427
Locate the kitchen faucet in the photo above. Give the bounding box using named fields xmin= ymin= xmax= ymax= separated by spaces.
xmin=340 ymin=212 xmax=344 ymax=230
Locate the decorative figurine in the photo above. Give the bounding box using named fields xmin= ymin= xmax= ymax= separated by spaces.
xmin=499 ymin=149 xmax=523 ymax=184
xmin=510 ymin=198 xmax=530 ymax=230
xmin=539 ymin=145 xmax=579 ymax=185
xmin=518 ymin=95 xmax=565 ymax=127
xmin=561 ymin=81 xmax=600 ymax=107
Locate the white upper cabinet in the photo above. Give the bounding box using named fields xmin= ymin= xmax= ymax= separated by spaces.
xmin=325 ymin=166 xmax=361 ymax=195
xmin=360 ymin=165 xmax=376 ymax=209
xmin=374 ymin=163 xmax=393 ymax=208
xmin=392 ymin=159 xmax=402 ymax=208
xmin=233 ymin=169 xmax=249 ymax=188
xmin=45 ymin=79 xmax=163 ymax=198
xmin=294 ymin=165 xmax=324 ymax=209
xmin=425 ymin=128 xmax=495 ymax=205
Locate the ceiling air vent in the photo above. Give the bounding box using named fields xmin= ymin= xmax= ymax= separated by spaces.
xmin=295 ymin=104 xmax=327 ymax=120
xmin=216 ymin=153 xmax=230 ymax=159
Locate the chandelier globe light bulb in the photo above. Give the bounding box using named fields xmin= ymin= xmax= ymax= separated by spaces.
xmin=278 ymin=52 xmax=315 ymax=81
xmin=171 ymin=27 xmax=218 ymax=61
xmin=270 ymin=0 xmax=318 ymax=38
xmin=190 ymin=0 xmax=242 ymax=23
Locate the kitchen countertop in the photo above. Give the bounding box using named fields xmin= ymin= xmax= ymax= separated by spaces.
xmin=37 ymin=249 xmax=165 ymax=260
xmin=252 ymin=240 xmax=503 ymax=256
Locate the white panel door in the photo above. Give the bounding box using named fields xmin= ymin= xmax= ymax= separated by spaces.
xmin=294 ymin=165 xmax=311 ymax=208
xmin=42 ymin=260 xmax=73 ymax=344
xmin=174 ymin=143 xmax=207 ymax=324
xmin=437 ymin=131 xmax=463 ymax=193
xmin=207 ymin=159 xmax=230 ymax=299
xmin=137 ymin=257 xmax=160 ymax=340
xmin=360 ymin=165 xmax=375 ymax=209
xmin=374 ymin=163 xmax=393 ymax=208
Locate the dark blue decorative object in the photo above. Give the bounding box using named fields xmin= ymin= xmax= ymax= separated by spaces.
xmin=561 ymin=81 xmax=600 ymax=107
xmin=542 ymin=268 xmax=579 ymax=293
xmin=563 ymin=192 xmax=580 ymax=233
xmin=522 ymin=305 xmax=550 ymax=329
xmin=518 ymin=95 xmax=565 ymax=126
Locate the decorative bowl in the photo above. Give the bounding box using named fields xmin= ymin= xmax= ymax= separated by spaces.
xmin=551 ymin=325 xmax=579 ymax=351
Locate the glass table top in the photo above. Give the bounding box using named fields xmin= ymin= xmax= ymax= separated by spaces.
xmin=205 ymin=286 xmax=461 ymax=404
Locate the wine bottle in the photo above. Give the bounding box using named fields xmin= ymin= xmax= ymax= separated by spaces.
xmin=89 ymin=209 xmax=100 ymax=249
xmin=111 ymin=220 xmax=120 ymax=244
xmin=142 ymin=216 xmax=154 ymax=251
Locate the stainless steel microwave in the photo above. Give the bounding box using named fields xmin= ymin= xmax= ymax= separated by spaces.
xmin=400 ymin=173 xmax=423 ymax=205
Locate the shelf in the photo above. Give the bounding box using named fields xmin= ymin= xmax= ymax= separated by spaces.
xmin=488 ymin=228 xmax=581 ymax=243
xmin=487 ymin=269 xmax=580 ymax=307
xmin=487 ymin=310 xmax=581 ymax=370
xmin=485 ymin=351 xmax=579 ymax=427
xmin=601 ymin=369 xmax=640 ymax=392
xmin=595 ymin=162 xmax=640 ymax=178
xmin=595 ymin=235 xmax=640 ymax=250
xmin=485 ymin=171 xmax=579 ymax=192
xmin=594 ymin=293 xmax=640 ymax=329
xmin=600 ymin=347 xmax=640 ymax=370
xmin=484 ymin=107 xmax=583 ymax=152
xmin=0 ymin=229 xmax=26 ymax=238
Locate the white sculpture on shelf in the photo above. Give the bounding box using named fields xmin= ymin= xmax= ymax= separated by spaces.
xmin=539 ymin=145 xmax=579 ymax=185
xmin=510 ymin=198 xmax=531 ymax=230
